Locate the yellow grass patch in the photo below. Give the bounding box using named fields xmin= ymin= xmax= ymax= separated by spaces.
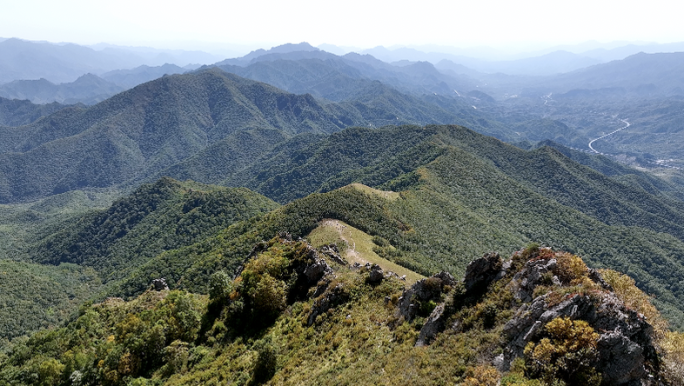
xmin=307 ymin=219 xmax=423 ymax=284
xmin=347 ymin=183 xmax=400 ymax=201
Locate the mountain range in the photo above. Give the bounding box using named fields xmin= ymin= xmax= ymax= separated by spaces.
xmin=2 ymin=37 xmax=684 ymax=386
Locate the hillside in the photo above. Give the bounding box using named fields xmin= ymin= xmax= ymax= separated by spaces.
xmin=0 ymin=179 xmax=278 ymax=341
xmin=32 ymin=178 xmax=279 ymax=282
xmin=0 ymin=69 xmax=506 ymax=203
xmin=1 ymin=237 xmax=682 ymax=385
xmin=215 ymin=50 xmax=476 ymax=100
xmin=16 ymin=124 xmax=684 ymax=329
xmin=0 ymin=97 xmax=70 ymax=126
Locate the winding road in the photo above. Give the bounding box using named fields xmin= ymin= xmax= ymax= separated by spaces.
xmin=588 ymin=118 xmax=630 ymax=154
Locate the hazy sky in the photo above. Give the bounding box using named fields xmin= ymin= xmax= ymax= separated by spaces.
xmin=1 ymin=0 xmax=682 ymax=53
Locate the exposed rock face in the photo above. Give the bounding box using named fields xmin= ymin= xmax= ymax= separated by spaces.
xmin=319 ymin=244 xmax=346 ymax=265
xmin=463 ymin=252 xmax=505 ymax=294
xmin=300 ymin=250 xmax=333 ymax=285
xmin=397 ymin=271 xmax=455 ymax=322
xmin=399 ymin=249 xmax=660 ymax=385
xmin=508 ymin=258 xmax=558 ymax=302
xmin=151 ymin=278 xmax=169 ymax=291
xmin=415 ymin=304 xmax=445 ymax=347
xmin=502 ymin=261 xmax=658 ymax=386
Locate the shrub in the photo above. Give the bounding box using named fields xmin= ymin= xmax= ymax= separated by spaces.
xmin=524 ymin=317 xmax=600 ymax=385
xmin=462 ymin=365 xmax=500 ymax=386
xmin=661 ymin=331 xmax=684 ymax=385
xmin=599 ymin=269 xmax=668 ymax=336
xmin=208 ymin=271 xmax=233 ymax=302
xmin=554 ymin=253 xmax=588 ymax=285
xmin=251 ymin=338 xmax=277 ymax=385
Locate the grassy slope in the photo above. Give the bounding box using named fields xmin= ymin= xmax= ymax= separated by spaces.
xmin=306 ymin=218 xmax=423 ymax=284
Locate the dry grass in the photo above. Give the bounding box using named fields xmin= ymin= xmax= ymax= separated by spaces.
xmin=347 ymin=183 xmax=400 ymax=201
xmin=307 ymin=219 xmax=423 ymax=284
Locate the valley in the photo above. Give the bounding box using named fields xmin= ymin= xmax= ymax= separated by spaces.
xmin=0 ymin=37 xmax=684 ymax=385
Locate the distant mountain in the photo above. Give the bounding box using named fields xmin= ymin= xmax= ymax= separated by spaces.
xmin=88 ymin=43 xmax=224 ymax=66
xmin=579 ymin=41 xmax=684 ymax=62
xmin=0 ymin=68 xmax=497 ymax=203
xmin=525 ymin=52 xmax=684 ymax=97
xmin=214 ymin=48 xmax=476 ymax=99
xmin=360 ymin=46 xmax=599 ymax=76
xmin=478 ymin=50 xmax=601 ymax=76
xmin=0 ymin=38 xmax=143 ymax=84
xmin=218 ymin=42 xmax=320 ymax=66
xmin=0 ymin=74 xmax=123 ymax=104
xmin=101 ymin=63 xmax=186 ymax=88
xmin=0 ymin=38 xmax=222 ymax=84
xmin=0 ymin=97 xmax=71 ymax=126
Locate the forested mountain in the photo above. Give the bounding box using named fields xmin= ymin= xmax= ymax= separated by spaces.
xmin=0 ymin=74 xmax=123 ymax=104
xmin=0 ymin=97 xmax=70 ymax=126
xmin=7 ymin=124 xmax=684 ymax=331
xmin=0 ymin=69 xmax=500 ymax=203
xmin=0 ymin=179 xmax=277 ymax=340
xmin=212 ymin=43 xmax=476 ymax=97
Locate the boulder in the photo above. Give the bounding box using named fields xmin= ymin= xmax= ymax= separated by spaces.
xmin=397 ymin=272 xmax=453 ymax=322
xmin=508 ymin=258 xmax=558 ymax=302
xmin=368 ymin=264 xmax=384 ymax=284
xmin=320 ymin=244 xmax=347 ymax=265
xmin=415 ymin=304 xmax=447 ymax=347
xmin=151 ymin=278 xmax=169 ymax=291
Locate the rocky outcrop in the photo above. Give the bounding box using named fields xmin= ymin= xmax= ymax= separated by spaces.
xmin=397 ymin=271 xmax=455 ymax=322
xmin=507 ymin=258 xmax=559 ymax=302
xmin=415 ymin=304 xmax=446 ymax=347
xmin=319 ymin=244 xmax=346 ymax=265
xmin=502 ymin=266 xmax=658 ymax=386
xmin=151 ymin=278 xmax=169 ymax=291
xmin=463 ymin=252 xmax=506 ymax=294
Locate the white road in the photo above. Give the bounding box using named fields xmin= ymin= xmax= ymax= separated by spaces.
xmin=588 ymin=118 xmax=630 ymax=154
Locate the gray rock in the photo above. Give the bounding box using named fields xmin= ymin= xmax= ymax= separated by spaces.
xmin=152 ymin=278 xmax=169 ymax=291
xmin=598 ymin=332 xmax=646 ymax=385
xmin=397 ymin=272 xmax=451 ymax=322
xmin=368 ymin=264 xmax=384 ymax=284
xmin=463 ymin=252 xmax=504 ymax=293
xmin=502 ymin=290 xmax=657 ymax=385
xmin=492 ymin=354 xmax=505 ymax=372
xmin=320 ymin=244 xmax=347 ymax=265
xmin=415 ymin=304 xmax=446 ymax=347
xmin=507 ymin=258 xmax=558 ymax=302
xmin=588 ymin=268 xmax=613 ymax=291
